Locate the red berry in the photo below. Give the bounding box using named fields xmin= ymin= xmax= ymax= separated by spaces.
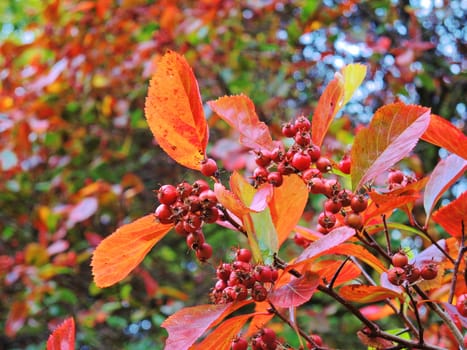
xmin=387 ymin=267 xmax=406 ymax=286
xmin=176 ymin=181 xmax=193 ymax=199
xmin=345 ymin=212 xmax=363 ymax=230
xmin=200 ymin=158 xmax=218 ymax=177
xmin=307 ymin=144 xmax=321 ymax=162
xmin=196 ymin=243 xmax=213 ymax=262
xmin=307 ymin=334 xmax=323 ymax=348
xmin=456 ymin=294 xmax=467 ymax=317
xmin=234 ymin=284 xmax=248 ymax=301
xmin=252 ymin=282 xmax=268 ymax=301
xmin=350 ymin=195 xmax=368 ymax=213
xmin=294 ymin=115 xmax=311 ymax=131
xmin=308 ymin=177 xmax=326 ymax=195
xmin=323 ymin=179 xmax=341 ymax=197
xmin=253 ymin=166 xmax=269 ymax=183
xmin=186 ymin=230 xmax=205 ymax=249
xmin=216 ymin=263 xmax=232 ymax=281
xmin=324 ymin=198 xmax=342 ymax=214
xmin=261 ymin=328 xmax=277 ymax=346
xmin=202 ymin=207 xmax=219 ymax=223
xmin=157 ymin=184 xmax=178 ymax=205
xmin=302 ymin=168 xmax=322 ymax=181
xmin=255 ymin=150 xmax=272 ymax=167
xmin=420 ymin=263 xmax=438 ymax=280
xmin=294 ymin=131 xmax=311 ymax=146
xmin=254 ymin=265 xmax=273 ymax=283
xmin=292 ymin=152 xmax=311 ymax=171
xmin=192 ymin=179 xmax=210 ymax=195
xmin=214 ymin=279 xmax=227 ymax=291
xmin=231 ymin=337 xmax=248 ymax=350
xmin=392 ymin=251 xmax=408 ymax=268
xmin=316 ymin=157 xmax=332 ymax=173
xmin=338 ymin=156 xmax=351 ymax=174
xmin=294 ymin=232 xmax=310 ymax=248
xmin=405 ymin=265 xmax=420 ymax=283
xmin=183 ymin=214 xmax=202 ymax=233
xmin=236 ymin=248 xmax=252 ymax=263
xmin=267 ymin=171 xmax=283 ymax=187
xmin=318 ymin=211 xmax=336 ymax=229
xmin=155 ymin=204 xmax=173 ymax=224
xmin=338 ymin=189 xmax=353 ymax=207
xmin=282 ymin=122 xmax=297 ymax=137
xmin=388 ymin=170 xmax=405 ymax=184
xmin=199 ymin=190 xmax=217 ymax=208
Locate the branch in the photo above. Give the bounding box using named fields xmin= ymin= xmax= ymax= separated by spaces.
xmin=448 ymin=220 xmax=466 ymax=304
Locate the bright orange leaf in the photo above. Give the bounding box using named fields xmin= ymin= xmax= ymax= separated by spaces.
xmin=432 ymin=191 xmax=467 ymax=238
xmin=313 ymin=260 xmax=361 ymax=287
xmin=421 ymin=114 xmax=467 ymax=159
xmin=365 ymin=192 xmax=420 ymax=223
xmin=47 ymin=317 xmax=75 ymax=350
xmin=145 ymin=51 xmax=208 ymax=170
xmin=91 ymin=215 xmax=173 ymax=287
xmin=214 ymin=183 xmax=250 ymax=219
xmin=351 ymin=103 xmax=431 ymax=190
xmin=324 ymin=243 xmax=387 ymax=273
xmin=269 ymin=174 xmax=308 ymax=247
xmin=339 ymin=285 xmax=402 ymax=303
xmin=208 ymin=94 xmax=275 ymax=152
xmin=192 ymin=313 xmax=255 ymax=350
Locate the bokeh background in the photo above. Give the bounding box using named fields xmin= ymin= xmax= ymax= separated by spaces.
xmin=1 ymin=0 xmax=465 ymax=349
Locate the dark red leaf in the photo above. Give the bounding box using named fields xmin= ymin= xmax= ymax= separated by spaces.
xmin=269 ymin=270 xmax=320 ymax=307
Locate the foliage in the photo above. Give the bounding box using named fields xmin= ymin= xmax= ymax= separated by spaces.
xmin=1 ymin=0 xmax=466 ymax=349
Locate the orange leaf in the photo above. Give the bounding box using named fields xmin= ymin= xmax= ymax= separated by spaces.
xmin=214 ymin=183 xmax=250 ymax=219
xmin=432 ymin=191 xmax=467 ymax=238
xmin=311 ymin=74 xmax=344 ymax=147
xmin=192 ymin=314 xmax=255 ymax=350
xmin=313 ymin=260 xmax=361 ymax=287
xmin=340 ymin=285 xmax=402 ymax=303
xmin=145 ymin=51 xmax=208 ymax=170
xmin=91 ymin=215 xmax=173 ymax=287
xmin=351 ymin=103 xmax=431 ymax=190
xmin=421 ymin=114 xmax=467 ymax=159
xmin=245 ymin=302 xmax=273 ymax=338
xmin=270 ymin=174 xmax=308 ymax=247
xmin=325 ymin=243 xmax=387 ymax=273
xmin=47 ymin=317 xmax=75 ymax=350
xmin=208 ymin=95 xmax=275 ymax=152
xmin=365 ymin=192 xmax=420 ymax=223
xmin=360 ymin=304 xmax=396 ymax=321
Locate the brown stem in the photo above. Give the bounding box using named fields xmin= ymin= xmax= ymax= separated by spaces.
xmin=327 ymin=257 xmax=350 ymax=289
xmin=405 ymin=285 xmax=424 ymax=346
xmin=414 ymin=217 xmax=455 ymax=264
xmin=448 ymin=220 xmax=466 ymax=304
xmin=217 ymin=204 xmax=247 ymax=236
xmin=382 ymin=214 xmax=392 ymax=255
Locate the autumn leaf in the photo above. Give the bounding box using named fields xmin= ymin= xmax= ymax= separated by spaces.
xmin=269 ymin=174 xmax=308 ymax=247
xmin=208 ymin=94 xmax=275 ymax=152
xmin=423 ymin=154 xmax=467 ymax=224
xmin=432 ymin=191 xmax=467 ymax=238
xmin=47 ymin=317 xmax=75 ymax=350
xmin=340 ymin=285 xmax=402 ymax=303
xmin=5 ymin=300 xmax=28 ymax=337
xmin=91 ymin=215 xmax=173 ymax=287
xmin=324 ymin=243 xmax=387 ymax=273
xmin=351 ymin=103 xmax=431 ymax=190
xmin=312 ymin=63 xmax=366 ymax=147
xmin=162 ymin=301 xmax=251 ymax=350
xmin=293 ymin=226 xmax=356 ymax=266
xmin=360 ymin=304 xmax=396 ymax=321
xmin=421 ymin=114 xmax=467 ymax=159
xmin=365 ymin=191 xmax=420 ymax=223
xmin=145 ymin=51 xmax=208 ymax=170
xmin=214 ymin=183 xmax=250 ymax=219
xmin=269 ymin=270 xmax=320 ymax=307
xmin=313 ymin=260 xmax=361 ymax=287
xmin=192 ymin=314 xmax=255 ymax=350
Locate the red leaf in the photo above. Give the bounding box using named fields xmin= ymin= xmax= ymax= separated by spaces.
xmin=311 ymin=75 xmax=344 ymax=147
xmin=269 ymin=271 xmax=320 ymax=307
xmin=432 ymin=191 xmax=467 ymax=238
xmin=351 ymin=103 xmax=431 ymax=190
xmin=421 ymin=114 xmax=467 ymax=159
xmin=162 ymin=302 xmax=251 ymax=350
xmin=340 ymin=285 xmax=402 ymax=303
xmin=269 ymin=174 xmax=308 ymax=247
xmin=423 ymin=154 xmax=467 ymax=224
xmin=208 ymin=95 xmax=275 ymax=152
xmin=145 ymin=51 xmax=208 ymax=170
xmin=91 ymin=215 xmax=173 ymax=287
xmin=47 ymin=317 xmax=75 ymax=350
xmin=5 ymin=301 xmax=28 ymax=337
xmin=293 ymin=226 xmax=356 ymax=266
xmin=360 ymin=304 xmax=396 ymax=321
xmin=192 ymin=314 xmax=255 ymax=350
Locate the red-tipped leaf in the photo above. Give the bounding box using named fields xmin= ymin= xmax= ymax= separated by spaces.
xmin=145 ymin=51 xmax=208 ymax=170
xmin=91 ymin=215 xmax=173 ymax=287
xmin=351 ymin=103 xmax=431 ymax=190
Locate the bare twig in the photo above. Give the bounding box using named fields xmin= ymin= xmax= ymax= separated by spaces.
xmin=448 ymin=220 xmax=466 ymax=303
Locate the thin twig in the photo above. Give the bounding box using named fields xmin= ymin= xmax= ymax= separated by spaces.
xmin=217 ymin=204 xmax=247 ymax=236
xmin=405 ymin=285 xmax=424 ymax=346
xmin=382 ymin=214 xmax=392 ymax=255
xmin=413 ymin=217 xmax=455 ymax=264
xmin=448 ymin=220 xmax=466 ymax=303
xmin=328 ymin=257 xmax=350 ymax=289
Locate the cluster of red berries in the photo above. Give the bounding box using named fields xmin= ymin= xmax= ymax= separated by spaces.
xmin=210 ymin=248 xmax=278 ymax=304
xmin=387 ymin=169 xmax=415 ymax=190
xmin=231 ymin=328 xmax=278 ymax=350
xmin=387 ymin=251 xmax=438 ymax=286
xmin=154 ymin=180 xmax=219 ymax=262
xmin=249 ymin=116 xmax=343 ymax=188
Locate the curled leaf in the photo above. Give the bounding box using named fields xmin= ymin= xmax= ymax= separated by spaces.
xmin=145 ymin=51 xmax=208 ymax=170
xmin=208 ymin=95 xmax=275 ymax=152
xmin=91 ymin=215 xmax=173 ymax=287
